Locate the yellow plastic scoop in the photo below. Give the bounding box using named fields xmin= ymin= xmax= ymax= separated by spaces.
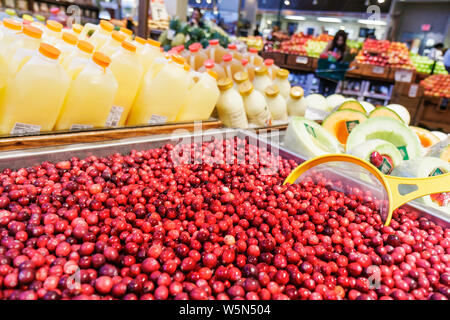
xmin=284 ymin=154 xmax=450 ymax=226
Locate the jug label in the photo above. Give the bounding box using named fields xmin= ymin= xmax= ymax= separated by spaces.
xmin=11 ymin=123 xmax=41 ymax=135
xmin=430 ymin=168 xmax=444 ymax=177
xmin=345 ymin=120 xmax=359 ymax=133
xmin=70 ymin=124 xmax=93 ymax=131
xmin=105 ymin=106 xmax=124 ymax=127
xmin=397 ymin=146 xmax=409 ymax=160
xmin=149 ymin=114 xmax=168 ymax=125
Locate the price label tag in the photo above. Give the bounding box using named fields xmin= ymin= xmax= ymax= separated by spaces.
xmin=295 ymin=56 xmax=308 ymax=64
xmin=148 ymin=114 xmax=168 ymax=125
xmin=70 ymin=124 xmax=93 ymax=131
xmin=151 ymin=0 xmax=169 ymax=21
xmin=305 ymin=107 xmax=330 ymax=121
xmin=105 ymin=106 xmax=124 ymax=127
xmin=395 ymin=69 xmax=413 ymax=83
xmin=11 ymin=123 xmax=41 ymax=135
xmin=408 ymin=84 xmax=419 ymax=98
xmin=372 ymin=66 xmax=385 ymax=74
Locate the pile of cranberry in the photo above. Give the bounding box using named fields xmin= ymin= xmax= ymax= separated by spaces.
xmin=0 ymin=137 xmax=448 ymax=300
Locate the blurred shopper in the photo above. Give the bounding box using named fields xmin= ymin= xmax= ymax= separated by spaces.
xmin=428 ymin=43 xmax=444 ymax=74
xmin=318 ymin=30 xmax=348 ymax=96
xmin=189 ymin=8 xmax=205 ymax=28
xmin=443 ymin=48 xmax=450 ymax=74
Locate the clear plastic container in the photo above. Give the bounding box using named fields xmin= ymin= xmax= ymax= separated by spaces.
xmin=55 ymin=52 xmax=118 ymax=131
xmin=176 ymin=70 xmax=220 ymax=122
xmin=264 ymin=58 xmax=279 ymax=81
xmin=239 ymin=81 xmax=272 ymax=127
xmin=273 ymin=68 xmax=291 ymax=99
xmin=139 ymin=38 xmax=163 ymax=74
xmin=120 ymin=27 xmax=133 ymax=40
xmin=79 ymin=22 xmax=98 ymax=40
xmin=90 ymin=20 xmax=114 ymax=50
xmin=43 ymin=20 xmax=63 ymax=45
xmin=127 ymin=55 xmax=190 ymax=125
xmin=187 ymin=43 xmax=207 ymax=71
xmin=0 ymin=19 xmax=22 ymax=55
xmin=54 ymin=32 xmax=78 ymax=64
xmin=64 ymin=40 xmax=95 ymax=79
xmin=7 ymin=25 xmax=43 ymax=76
xmin=109 ymin=41 xmax=144 ymax=126
xmin=286 ymin=86 xmax=307 ymax=117
xmin=221 ymin=54 xmax=244 ymax=80
xmin=198 ymin=59 xmax=226 ymax=80
xmin=233 ymin=71 xmax=250 ymax=91
xmin=264 ymin=84 xmax=288 ymax=121
xmin=99 ymin=30 xmax=126 ymax=57
xmin=241 ymin=59 xmax=255 ymax=82
xmin=216 ymin=78 xmax=248 ymax=129
xmin=205 ymin=39 xmax=227 ymax=64
xmin=228 ymin=43 xmax=243 ymax=61
xmin=69 ymin=24 xmax=83 ymax=37
xmin=246 ymin=47 xmax=263 ymax=67
xmin=253 ymin=66 xmax=272 ymax=93
xmin=0 ymin=43 xmax=70 ymax=134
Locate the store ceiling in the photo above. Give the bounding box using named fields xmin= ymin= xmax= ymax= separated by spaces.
xmin=257 ymin=0 xmax=392 ymax=13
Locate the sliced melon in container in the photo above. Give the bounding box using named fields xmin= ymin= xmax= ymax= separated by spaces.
xmin=338 ymin=100 xmax=366 ymax=114
xmin=386 ymin=104 xmax=411 ymax=125
xmin=283 ymin=117 xmax=342 ymax=159
xmin=326 ymin=94 xmax=345 ymax=109
xmin=360 ymin=101 xmax=375 ymax=114
xmin=392 ymin=157 xmax=450 ymax=213
xmin=304 ymin=94 xmax=332 ymax=112
xmin=426 ymin=137 xmax=450 ymax=162
xmin=346 ymin=117 xmax=422 ymax=161
xmin=369 ymin=107 xmax=403 ymax=122
xmin=410 ymin=126 xmax=440 ymax=148
xmin=322 ymin=110 xmax=367 ymax=146
xmin=348 ymin=139 xmax=403 ymax=174
xmin=431 ymin=131 xmax=449 ymax=142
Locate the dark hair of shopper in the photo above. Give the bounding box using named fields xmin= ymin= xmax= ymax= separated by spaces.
xmin=331 ymin=30 xmax=347 ymax=52
xmin=434 ymin=43 xmax=444 ymax=50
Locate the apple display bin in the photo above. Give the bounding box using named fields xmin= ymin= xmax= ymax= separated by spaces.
xmin=0 ymin=128 xmax=447 ymax=229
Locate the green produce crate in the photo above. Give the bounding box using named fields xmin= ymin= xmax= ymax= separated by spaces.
xmin=316 ymin=59 xmax=350 ymax=82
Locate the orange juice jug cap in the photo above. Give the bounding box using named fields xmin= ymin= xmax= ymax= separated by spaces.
xmin=72 ymin=24 xmax=83 ymax=34
xmin=207 ymin=70 xmax=218 ymax=80
xmin=93 ymin=51 xmax=111 ymax=68
xmin=233 ymin=71 xmax=249 ymax=83
xmin=147 ymin=38 xmax=161 ymax=48
xmin=189 ymin=43 xmax=200 ymax=53
xmin=209 ymin=39 xmax=219 ymax=46
xmin=222 ymin=54 xmax=232 ymax=62
xmin=39 ymin=43 xmax=60 ymax=60
xmin=264 ymin=58 xmax=274 ymax=66
xmin=290 ymin=86 xmax=304 ymax=99
xmin=265 ymin=84 xmax=280 ymax=98
xmin=62 ymin=32 xmax=78 ymax=45
xmin=241 ymin=59 xmax=249 ymax=66
xmin=135 ymin=36 xmax=146 ymax=45
xmin=228 ymin=44 xmax=237 ymax=50
xmin=175 ymin=45 xmax=185 ymax=53
xmin=112 ymin=30 xmax=126 ymax=42
xmin=122 ymin=41 xmax=137 ymax=52
xmin=204 ymin=59 xmax=215 ymax=69
xmin=77 ymin=40 xmax=94 ymax=54
xmin=23 ymin=25 xmax=43 ymax=39
xmin=238 ymin=81 xmax=254 ymax=96
xmin=3 ymin=18 xmax=21 ymax=31
xmin=184 ymin=64 xmax=191 ymax=71
xmin=254 ymin=66 xmax=268 ymax=76
xmin=100 ymin=20 xmax=114 ymax=32
xmin=120 ymin=27 xmax=133 ymax=36
xmin=171 ymin=55 xmax=185 ymax=65
xmin=276 ymin=68 xmax=290 ymax=79
xmin=46 ymin=20 xmax=63 ymax=32
xmin=249 ymin=47 xmax=258 ymax=53
xmin=217 ymin=78 xmax=233 ymax=91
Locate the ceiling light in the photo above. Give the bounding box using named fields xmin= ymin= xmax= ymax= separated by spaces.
xmin=285 ymin=15 xmax=306 ymax=21
xmin=317 ymin=17 xmax=342 ymax=23
xmin=358 ymin=19 xmax=387 ymax=26
xmin=378 ymin=0 xmax=385 ymax=3
xmin=284 ymin=0 xmax=290 ymax=5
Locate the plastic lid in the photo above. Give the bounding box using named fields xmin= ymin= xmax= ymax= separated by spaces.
xmin=77 ymin=40 xmax=94 ymax=54
xmin=122 ymin=41 xmax=137 ymax=52
xmin=5 ymin=9 xmax=17 ymax=16
xmin=265 ymin=84 xmax=280 ymax=98
xmin=175 ymin=45 xmax=185 ymax=53
xmin=276 ymin=68 xmax=290 ymax=79
xmin=22 ymin=14 xmax=34 ymax=23
xmin=72 ymin=24 xmax=83 ymax=34
xmin=228 ymin=44 xmax=237 ymax=50
xmin=35 ymin=15 xmax=45 ymax=22
xmin=171 ymin=55 xmax=185 ymax=65
xmin=233 ymin=71 xmax=249 ymax=83
xmin=39 ymin=43 xmax=60 ymax=60
xmin=204 ymin=59 xmax=215 ymax=69
xmin=238 ymin=81 xmax=254 ymax=96
xmin=189 ymin=43 xmax=200 ymax=53
xmin=222 ymin=54 xmax=232 ymax=62
xmin=241 ymin=59 xmax=249 ymax=66
xmin=50 ymin=7 xmax=60 ymax=14
xmin=209 ymin=39 xmax=219 ymax=46
xmin=184 ymin=64 xmax=191 ymax=71
xmin=249 ymin=47 xmax=259 ymax=53
xmin=120 ymin=27 xmax=133 ymax=36
xmin=207 ymin=70 xmax=218 ymax=80
xmin=264 ymin=58 xmax=274 ymax=66
xmin=100 ymin=20 xmax=114 ymax=32
xmin=217 ymin=78 xmax=233 ymax=91
xmin=46 ymin=20 xmax=63 ymax=33
xmin=254 ymin=66 xmax=268 ymax=76
xmin=147 ymin=38 xmax=161 ymax=48
xmin=111 ymin=30 xmax=126 ymax=43
xmin=62 ymin=32 xmax=78 ymax=45
xmin=93 ymin=51 xmax=111 ymax=68
xmin=3 ymin=18 xmax=21 ymax=31
xmin=135 ymin=36 xmax=146 ymax=45
xmin=290 ymin=86 xmax=304 ymax=99
xmin=23 ymin=25 xmax=43 ymax=39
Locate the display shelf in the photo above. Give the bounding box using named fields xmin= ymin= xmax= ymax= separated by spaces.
xmin=0 ymin=120 xmax=222 ymax=151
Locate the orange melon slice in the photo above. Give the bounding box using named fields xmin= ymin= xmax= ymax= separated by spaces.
xmin=410 ymin=126 xmax=440 ymax=148
xmin=322 ymin=110 xmax=367 ymax=146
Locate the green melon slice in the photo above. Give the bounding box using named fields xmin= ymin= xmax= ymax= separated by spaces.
xmin=346 ymin=117 xmax=422 ymax=161
xmin=369 ymin=107 xmax=403 ymax=122
xmin=338 ymin=100 xmax=366 ymax=114
xmin=283 ymin=117 xmax=342 ymax=159
xmin=322 ymin=110 xmax=367 ymax=146
xmin=386 ymin=104 xmax=411 ymax=125
xmin=348 ymin=139 xmax=403 ymax=169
